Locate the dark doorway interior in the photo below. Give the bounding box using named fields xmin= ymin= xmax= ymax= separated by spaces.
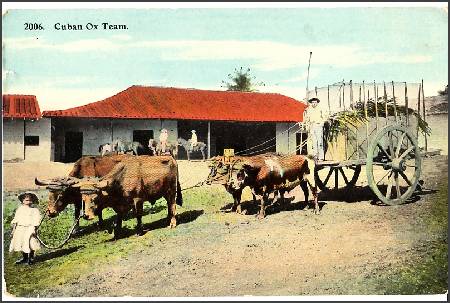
xmin=133 ymin=130 xmax=154 ymax=155
xmin=65 ymin=131 xmax=83 ymax=162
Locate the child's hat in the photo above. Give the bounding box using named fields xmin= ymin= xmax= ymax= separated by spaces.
xmin=18 ymin=192 xmax=39 ymax=204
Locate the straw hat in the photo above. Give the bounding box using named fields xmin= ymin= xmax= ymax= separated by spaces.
xmin=18 ymin=192 xmax=39 ymax=204
xmin=191 ymin=130 xmax=196 ymax=133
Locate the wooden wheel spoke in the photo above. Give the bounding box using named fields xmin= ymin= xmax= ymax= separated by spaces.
xmin=399 ymin=146 xmax=415 ymax=160
xmin=395 ymin=172 xmax=401 ymax=198
xmin=339 ymin=167 xmax=350 ymax=185
xmin=386 ymin=174 xmax=393 ymax=199
xmin=377 ymin=143 xmax=391 ymax=160
xmin=395 ymin=132 xmax=406 ymax=158
xmin=399 ymin=171 xmax=412 ymax=186
xmin=377 ymin=170 xmax=392 ymax=185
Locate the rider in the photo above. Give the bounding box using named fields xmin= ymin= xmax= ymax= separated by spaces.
xmin=189 ymin=130 xmax=198 ymax=152
xmin=159 ymin=128 xmax=169 ymax=153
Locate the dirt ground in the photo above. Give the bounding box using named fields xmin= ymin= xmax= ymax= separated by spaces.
xmin=3 ymin=156 xmax=448 ymax=297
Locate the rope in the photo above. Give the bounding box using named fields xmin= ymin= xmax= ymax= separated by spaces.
xmin=235 ymin=123 xmax=301 ymax=155
xmin=35 ymin=211 xmax=82 ymax=250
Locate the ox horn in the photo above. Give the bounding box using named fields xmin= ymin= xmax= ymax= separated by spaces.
xmin=35 ymin=177 xmax=62 ymax=186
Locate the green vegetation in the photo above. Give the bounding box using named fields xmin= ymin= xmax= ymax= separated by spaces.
xmin=374 ymin=182 xmax=448 ymax=295
xmin=221 ymin=67 xmax=265 ymax=92
xmin=3 ymin=186 xmax=232 ymax=297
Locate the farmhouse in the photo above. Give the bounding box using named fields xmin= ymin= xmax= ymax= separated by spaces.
xmin=4 ymin=86 xmax=307 ymax=162
xmin=2 ymin=94 xmax=52 ymax=161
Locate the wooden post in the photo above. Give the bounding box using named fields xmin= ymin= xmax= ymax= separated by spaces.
xmin=315 ymin=86 xmax=318 ymax=97
xmin=363 ymin=81 xmax=366 ymax=104
xmin=359 ymin=83 xmax=361 ymax=102
xmin=404 ymin=82 xmax=409 ymax=126
xmin=327 ymin=85 xmax=330 ymax=111
xmin=364 ymin=85 xmax=369 ymax=152
xmin=392 ymin=81 xmax=398 ymax=122
xmin=207 ymin=121 xmax=211 ymax=159
xmin=23 ymin=118 xmax=26 ymax=160
xmin=342 ymin=82 xmax=346 ymax=110
xmin=374 ymin=80 xmax=378 ymax=131
xmin=421 ymin=79 xmax=427 ymax=152
xmin=110 ymin=120 xmax=114 ymax=143
xmin=350 ymin=80 xmax=354 ymax=109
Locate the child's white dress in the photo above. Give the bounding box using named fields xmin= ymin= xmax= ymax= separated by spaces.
xmin=9 ymin=204 xmax=42 ymax=253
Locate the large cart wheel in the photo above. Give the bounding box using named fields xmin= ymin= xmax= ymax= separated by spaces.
xmin=314 ymin=165 xmax=361 ymax=190
xmin=366 ymin=124 xmax=422 ymax=205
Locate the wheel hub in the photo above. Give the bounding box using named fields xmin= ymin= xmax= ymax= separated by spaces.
xmin=390 ymin=158 xmax=406 ymax=172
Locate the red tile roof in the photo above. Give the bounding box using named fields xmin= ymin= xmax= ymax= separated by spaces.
xmin=2 ymin=95 xmax=41 ymax=119
xmin=43 ymin=86 xmax=306 ymax=122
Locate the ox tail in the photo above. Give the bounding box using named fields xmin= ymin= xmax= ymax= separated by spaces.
xmin=175 ymin=165 xmax=183 ymax=206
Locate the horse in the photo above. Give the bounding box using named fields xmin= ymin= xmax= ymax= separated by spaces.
xmin=148 ymin=139 xmax=178 ymax=158
xmin=98 ymin=143 xmax=112 ymax=156
xmin=112 ymin=139 xmax=145 ymax=155
xmin=177 ymin=138 xmax=207 ymax=161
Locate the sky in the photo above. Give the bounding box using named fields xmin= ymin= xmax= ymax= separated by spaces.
xmin=2 ymin=2 xmax=448 ymax=111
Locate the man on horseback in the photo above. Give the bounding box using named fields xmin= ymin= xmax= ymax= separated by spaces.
xmin=189 ymin=130 xmax=198 ymax=152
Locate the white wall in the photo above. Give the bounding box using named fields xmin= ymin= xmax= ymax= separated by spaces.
xmin=3 ymin=118 xmax=52 ymax=161
xmin=276 ymin=122 xmax=299 ymax=155
xmin=25 ymin=118 xmax=52 ymax=161
xmin=3 ymin=119 xmax=24 ymax=161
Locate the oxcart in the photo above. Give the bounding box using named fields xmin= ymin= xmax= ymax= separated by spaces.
xmin=308 ymin=80 xmax=429 ymax=205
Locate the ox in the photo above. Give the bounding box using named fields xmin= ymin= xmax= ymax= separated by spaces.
xmin=35 ymin=154 xmax=131 ymax=233
xmin=207 ymin=154 xmax=318 ymax=218
xmin=98 ymin=143 xmax=113 ymax=156
xmin=70 ymin=156 xmax=183 ymax=239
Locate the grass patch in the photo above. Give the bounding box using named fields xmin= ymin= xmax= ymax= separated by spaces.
xmin=374 ymin=182 xmax=448 ymax=295
xmin=3 ymin=186 xmax=233 ymax=297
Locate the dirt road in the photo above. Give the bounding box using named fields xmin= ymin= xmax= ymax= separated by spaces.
xmin=25 ymin=155 xmax=447 ymax=297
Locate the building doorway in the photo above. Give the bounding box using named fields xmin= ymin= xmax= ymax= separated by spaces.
xmin=133 ymin=130 xmax=154 ymax=154
xmin=65 ymin=131 xmax=83 ymax=162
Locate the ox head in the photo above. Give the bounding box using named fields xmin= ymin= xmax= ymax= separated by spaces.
xmin=35 ymin=177 xmax=79 ymax=217
xmin=71 ymin=178 xmax=109 ymax=220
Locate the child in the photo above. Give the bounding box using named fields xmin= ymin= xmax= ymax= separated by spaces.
xmin=9 ymin=192 xmax=42 ymax=265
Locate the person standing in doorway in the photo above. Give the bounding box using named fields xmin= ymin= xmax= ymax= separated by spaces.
xmin=304 ymin=97 xmax=328 ymax=161
xmin=159 ymin=128 xmax=169 ymax=154
xmin=189 ymin=130 xmax=198 ymax=152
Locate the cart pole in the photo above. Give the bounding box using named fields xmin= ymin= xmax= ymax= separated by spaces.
xmin=421 ymin=79 xmax=427 ymax=152
xmin=417 ymin=83 xmax=421 ymax=140
xmin=383 ymin=82 xmax=388 ymax=126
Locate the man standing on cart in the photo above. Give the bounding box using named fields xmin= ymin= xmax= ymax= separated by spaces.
xmin=304 ymin=97 xmax=328 ymax=161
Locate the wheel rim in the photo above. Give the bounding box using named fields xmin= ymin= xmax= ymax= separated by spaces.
xmin=366 ymin=124 xmax=422 ymax=205
xmin=314 ymin=165 xmax=361 ymax=190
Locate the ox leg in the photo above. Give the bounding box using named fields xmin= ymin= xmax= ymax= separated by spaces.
xmin=133 ymin=198 xmax=144 ymax=236
xmin=113 ymin=213 xmax=123 ymax=240
xmin=231 ymin=189 xmax=243 ymax=214
xmin=257 ymin=193 xmax=268 ymax=219
xmin=166 ymin=195 xmax=177 ymax=228
xmin=300 ymin=180 xmax=309 ymax=210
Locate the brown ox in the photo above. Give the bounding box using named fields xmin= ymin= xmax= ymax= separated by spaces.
xmin=71 ymin=156 xmax=182 ymax=239
xmin=207 ymin=154 xmax=316 ymax=217
xmin=35 ymin=154 xmax=131 ymax=233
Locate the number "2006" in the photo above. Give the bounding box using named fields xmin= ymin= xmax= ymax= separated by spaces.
xmin=24 ymin=23 xmax=44 ymax=30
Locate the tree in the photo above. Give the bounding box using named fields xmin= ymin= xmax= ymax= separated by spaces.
xmin=221 ymin=67 xmax=265 ymax=92
xmin=438 ymin=85 xmax=448 ymax=96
